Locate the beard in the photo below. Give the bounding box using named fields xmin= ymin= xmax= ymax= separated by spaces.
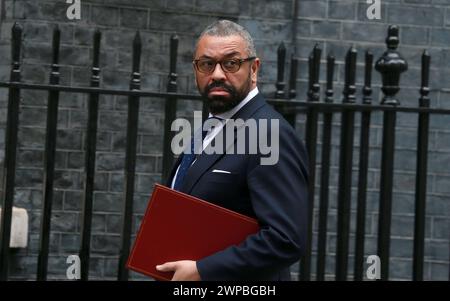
xmin=201 ymin=76 xmax=252 ymax=115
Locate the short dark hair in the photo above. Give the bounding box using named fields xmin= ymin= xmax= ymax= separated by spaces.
xmin=195 ymin=20 xmax=256 ymax=57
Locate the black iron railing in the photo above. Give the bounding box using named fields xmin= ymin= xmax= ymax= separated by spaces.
xmin=0 ymin=23 xmax=449 ymax=281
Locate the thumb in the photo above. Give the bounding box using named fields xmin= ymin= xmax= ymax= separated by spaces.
xmin=156 ymin=262 xmax=177 ymax=272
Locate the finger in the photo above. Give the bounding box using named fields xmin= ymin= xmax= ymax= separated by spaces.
xmin=156 ymin=262 xmax=177 ymax=272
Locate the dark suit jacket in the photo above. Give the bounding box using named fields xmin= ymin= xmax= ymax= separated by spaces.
xmin=166 ymin=93 xmax=309 ymax=280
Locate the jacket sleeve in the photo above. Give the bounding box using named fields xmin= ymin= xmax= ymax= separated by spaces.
xmin=196 ymin=122 xmax=309 ymax=280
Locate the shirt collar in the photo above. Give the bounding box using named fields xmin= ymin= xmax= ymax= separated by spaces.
xmin=208 ymin=87 xmax=259 ymax=120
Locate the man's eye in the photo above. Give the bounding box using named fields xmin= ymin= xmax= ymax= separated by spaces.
xmin=199 ymin=60 xmax=215 ymax=67
xmin=223 ymin=60 xmax=238 ymax=68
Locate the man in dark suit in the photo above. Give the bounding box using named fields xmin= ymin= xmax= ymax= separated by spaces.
xmin=156 ymin=20 xmax=309 ymax=281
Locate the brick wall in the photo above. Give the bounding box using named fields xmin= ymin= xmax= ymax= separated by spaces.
xmin=0 ymin=0 xmax=448 ymax=280
xmin=290 ymin=0 xmax=450 ymax=281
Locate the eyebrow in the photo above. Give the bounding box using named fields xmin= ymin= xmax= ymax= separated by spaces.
xmin=198 ymin=51 xmax=241 ymax=60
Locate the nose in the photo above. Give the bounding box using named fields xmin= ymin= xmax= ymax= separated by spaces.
xmin=210 ymin=62 xmax=227 ymax=82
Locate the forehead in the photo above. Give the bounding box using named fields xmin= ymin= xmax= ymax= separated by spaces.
xmin=195 ymin=35 xmax=248 ymax=58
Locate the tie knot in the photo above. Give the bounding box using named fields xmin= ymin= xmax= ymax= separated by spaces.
xmin=206 ymin=116 xmax=223 ymax=123
xmin=202 ymin=116 xmax=224 ymax=138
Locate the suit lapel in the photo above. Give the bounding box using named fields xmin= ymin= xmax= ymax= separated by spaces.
xmin=181 ymin=93 xmax=267 ymax=193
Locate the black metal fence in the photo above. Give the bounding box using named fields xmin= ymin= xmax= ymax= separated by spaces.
xmin=0 ymin=23 xmax=449 ymax=281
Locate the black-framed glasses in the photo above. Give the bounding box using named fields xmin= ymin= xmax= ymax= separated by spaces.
xmin=193 ymin=57 xmax=256 ymax=74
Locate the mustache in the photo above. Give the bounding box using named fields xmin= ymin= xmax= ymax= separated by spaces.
xmin=205 ymin=82 xmax=235 ymax=94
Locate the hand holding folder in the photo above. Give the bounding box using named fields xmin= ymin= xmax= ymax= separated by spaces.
xmin=126 ymin=184 xmax=260 ymax=281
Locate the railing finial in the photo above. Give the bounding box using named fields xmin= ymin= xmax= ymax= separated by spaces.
xmin=419 ymin=50 xmax=431 ymax=108
xmin=375 ymin=25 xmax=408 ymax=105
xmin=168 ymin=34 xmax=179 ymax=92
xmin=275 ymin=42 xmax=286 ymax=99
xmin=386 ymin=25 xmax=399 ymax=50
xmin=307 ymin=44 xmax=322 ymax=102
xmin=11 ymin=22 xmax=22 ymax=78
xmin=288 ymin=53 xmax=298 ymax=99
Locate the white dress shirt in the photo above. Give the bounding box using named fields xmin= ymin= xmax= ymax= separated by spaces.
xmin=170 ymin=87 xmax=259 ymax=189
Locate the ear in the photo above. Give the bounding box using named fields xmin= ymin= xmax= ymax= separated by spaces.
xmin=251 ymin=58 xmax=260 ymax=85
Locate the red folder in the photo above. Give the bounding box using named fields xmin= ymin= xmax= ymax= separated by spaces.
xmin=126 ymin=184 xmax=260 ymax=281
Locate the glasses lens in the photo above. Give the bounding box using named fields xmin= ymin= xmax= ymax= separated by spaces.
xmin=222 ymin=60 xmax=240 ymax=73
xmin=197 ymin=59 xmax=215 ymax=73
